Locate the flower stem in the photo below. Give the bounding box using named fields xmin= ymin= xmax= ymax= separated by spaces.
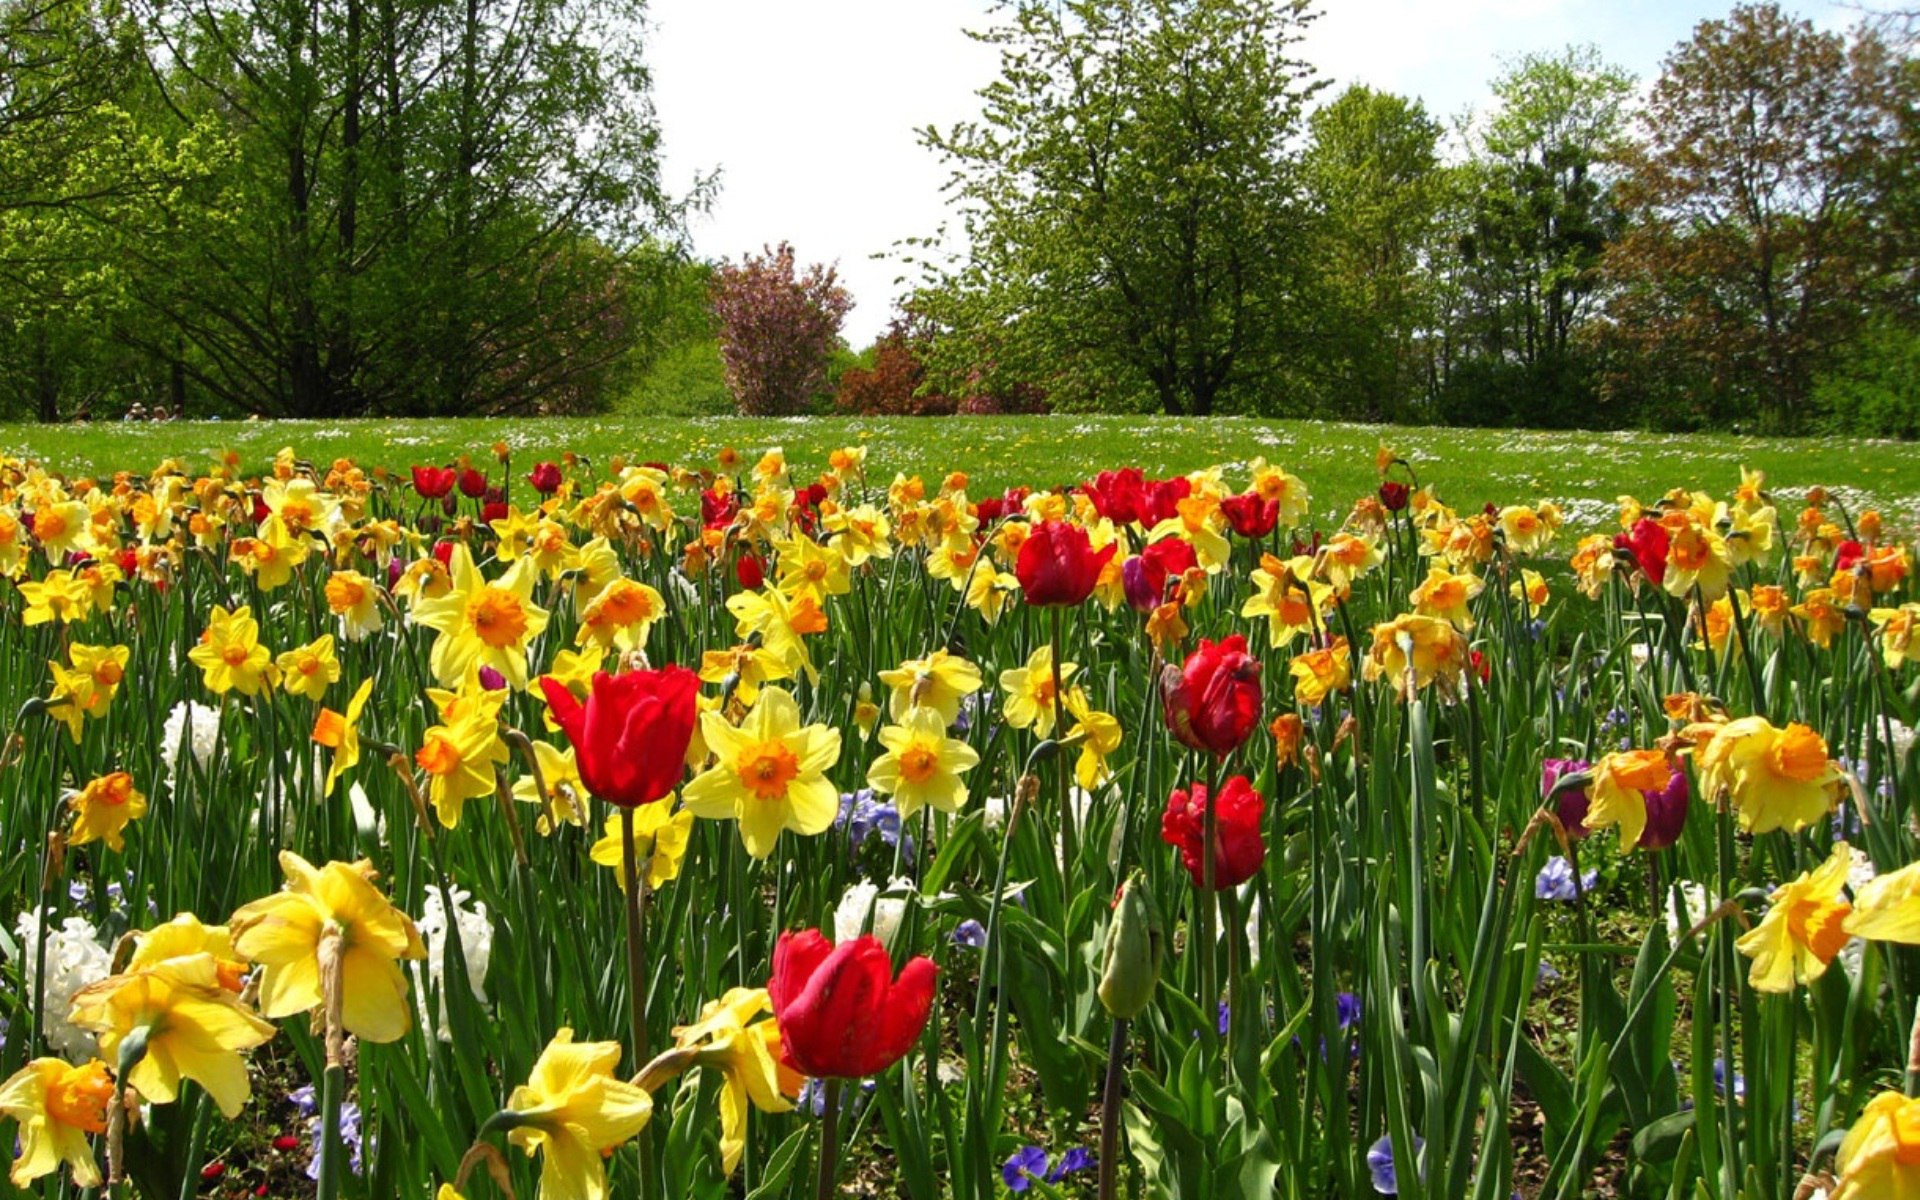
xmin=620 ymin=804 xmax=648 ymax=1064
xmin=815 ymin=1078 xmax=844 ymax=1200
xmin=1097 ymin=1018 xmax=1128 ymax=1200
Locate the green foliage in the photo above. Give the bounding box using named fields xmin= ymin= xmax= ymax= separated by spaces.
xmin=910 ymin=0 xmax=1321 ymax=417
xmin=618 ymin=339 xmax=734 ymax=418
xmin=1813 ymin=318 xmax=1920 ymax=439
xmin=1297 ymin=85 xmax=1446 ymax=421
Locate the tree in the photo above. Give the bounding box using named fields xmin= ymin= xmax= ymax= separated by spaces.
xmin=910 ymin=0 xmax=1319 ymax=416
xmin=709 ymin=243 xmax=852 ymax=417
xmin=1606 ymin=4 xmax=1914 ymax=429
xmin=1429 ymin=47 xmax=1633 ymax=426
xmin=1298 ymin=85 xmax=1445 ymax=420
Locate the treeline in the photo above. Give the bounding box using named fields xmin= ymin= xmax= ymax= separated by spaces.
xmin=0 ymin=0 xmax=711 ymax=420
xmin=905 ymin=1 xmax=1920 ymax=435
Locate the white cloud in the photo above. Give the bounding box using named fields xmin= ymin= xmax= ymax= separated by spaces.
xmin=647 ymin=0 xmax=1889 ymax=345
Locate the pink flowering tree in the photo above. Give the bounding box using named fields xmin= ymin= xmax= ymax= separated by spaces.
xmin=709 ymin=243 xmax=853 ymax=415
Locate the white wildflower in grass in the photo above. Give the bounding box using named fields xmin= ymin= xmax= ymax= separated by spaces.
xmin=415 ymin=886 xmax=493 ymax=1041
xmin=10 ymin=910 xmax=112 ymax=1061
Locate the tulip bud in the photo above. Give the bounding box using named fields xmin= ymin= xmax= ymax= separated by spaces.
xmin=1098 ymin=873 xmax=1163 ymax=1020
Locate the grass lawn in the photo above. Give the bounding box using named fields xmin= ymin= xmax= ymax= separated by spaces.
xmin=3 ymin=414 xmax=1915 ymax=528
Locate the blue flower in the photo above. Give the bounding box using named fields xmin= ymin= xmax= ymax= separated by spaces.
xmin=1535 ymin=959 xmax=1561 ymax=990
xmin=837 ymin=789 xmax=914 ymax=862
xmin=1712 ymin=1058 xmax=1745 ymax=1101
xmin=1049 ymin=1147 xmax=1095 ymax=1180
xmin=1534 ymin=856 xmax=1596 ymax=902
xmin=952 ymin=919 xmax=988 ymax=949
xmin=1366 ymin=1134 xmax=1423 ymax=1195
xmin=1335 ymin=992 xmax=1361 ymax=1030
xmin=1002 ymin=1146 xmax=1049 ymax=1192
xmin=1218 ymin=1000 xmax=1230 ymax=1036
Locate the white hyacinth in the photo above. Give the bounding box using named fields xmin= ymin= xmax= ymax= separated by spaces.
xmin=10 ymin=910 xmax=113 ymax=1061
xmin=1664 ymin=880 xmax=1717 ymax=945
xmin=161 ymin=699 xmax=221 ymax=782
xmin=833 ymin=877 xmax=913 ymax=949
xmin=415 ymin=886 xmax=493 ymax=1041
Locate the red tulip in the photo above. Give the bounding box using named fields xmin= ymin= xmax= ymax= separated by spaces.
xmin=1082 ymin=468 xmax=1146 ymax=526
xmin=1836 ymin=539 xmax=1866 ymax=572
xmin=1221 ymin=492 xmax=1279 ymax=539
xmin=1378 ymin=482 xmax=1411 ymax=512
xmin=1617 ymin=517 xmax=1670 ymax=584
xmin=1160 ymin=775 xmax=1266 ymax=889
xmin=411 ymin=465 xmax=457 ymax=499
xmin=457 ymin=467 xmax=488 ymax=499
xmin=1161 ymin=635 xmax=1262 ymax=758
xmin=1142 ymin=536 xmax=1196 ymax=581
xmin=1015 ymin=520 xmax=1115 ymax=607
xmin=701 ymin=488 xmax=739 ymax=530
xmin=540 ymin=666 xmax=700 ymax=808
xmin=1142 ymin=476 xmax=1192 ymax=528
xmin=527 ymin=461 xmax=563 ymax=494
xmin=768 ymin=929 xmax=936 ymax=1079
xmin=480 ymin=502 xmax=508 ymax=524
xmin=735 ymin=551 xmax=765 ymax=590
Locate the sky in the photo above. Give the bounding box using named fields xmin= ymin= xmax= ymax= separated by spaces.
xmin=645 ymin=0 xmax=1886 ymax=344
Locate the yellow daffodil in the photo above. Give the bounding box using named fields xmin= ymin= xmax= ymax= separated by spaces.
xmin=1064 ymin=690 xmax=1123 ymax=791
xmin=666 ymin=989 xmax=798 ymax=1176
xmin=822 ymin=503 xmax=893 ymax=565
xmin=1316 ymin=533 xmax=1382 ymax=590
xmin=1146 ymin=600 xmax=1189 ymax=653
xmin=229 ymin=851 xmax=427 ymax=1043
xmin=1833 ymin=1092 xmax=1920 ymax=1200
xmin=698 ymin=643 xmax=791 ymax=708
xmin=725 ymin=587 xmax=829 ymax=683
xmin=67 ymin=771 xmax=147 ymax=852
xmin=1148 ymin=497 xmax=1231 ymax=572
xmin=232 ymin=513 xmax=307 ymax=591
xmin=1241 ymin=554 xmax=1329 ymax=645
xmin=965 ymin=559 xmax=1020 ymax=623
xmin=312 ymin=677 xmax=374 ymax=797
xmin=590 ymin=801 xmax=695 ymax=889
xmin=1735 ymin=842 xmax=1853 ymax=993
xmin=682 ymin=687 xmax=841 ymax=859
xmin=999 ymin=645 xmax=1077 ymax=738
xmin=775 ymin=536 xmax=852 ymax=603
xmin=126 ymin=913 xmax=248 ymax=983
xmin=1362 ymin=613 xmax=1468 ymax=697
xmin=1871 ymin=603 xmax=1919 ymax=669
xmin=514 ymin=740 xmax=589 ymax=833
xmin=18 ymin=570 xmax=88 ymax=626
xmin=29 ymin=498 xmax=90 ymax=559
xmin=1497 ymin=505 xmax=1554 ymax=554
xmin=1845 ymin=859 xmax=1920 ymax=944
xmin=1695 ymin=715 xmax=1843 ymax=835
xmin=576 ymin=577 xmax=665 ymax=653
xmin=188 ymin=605 xmax=273 ymax=696
xmin=1581 ymin=749 xmax=1672 ymax=850
xmin=503 ymin=1028 xmax=653 ymax=1200
xmin=274 ymin=634 xmax=340 ymax=702
xmin=878 ymin=650 xmax=983 ymax=725
xmin=867 ymin=706 xmax=980 ymax=818
xmin=1410 ymin=565 xmax=1483 ymax=630
xmin=414 ymin=711 xmax=510 ymax=828
xmin=46 ymin=642 xmax=129 ymax=742
xmin=412 ymin=543 xmax=550 ymax=690
xmin=1663 ymin=519 xmax=1732 ymax=601
xmin=67 ymin=953 xmax=276 ymax=1117
xmin=325 ymin=570 xmax=385 ymax=641
xmin=1289 ymin=637 xmax=1351 ymax=707
xmin=1248 ymin=458 xmax=1310 ymax=526
xmin=0 ymin=1058 xmax=113 ymax=1187
xmin=1509 ymin=569 xmax=1549 ymax=618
